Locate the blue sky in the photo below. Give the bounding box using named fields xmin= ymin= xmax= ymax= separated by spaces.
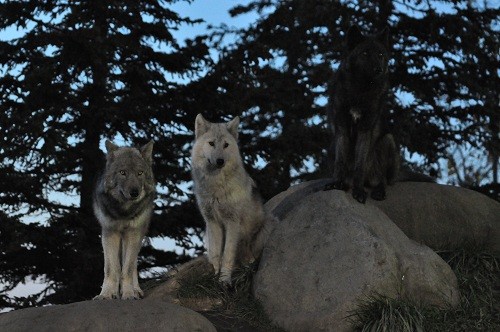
xmin=170 ymin=0 xmax=260 ymax=37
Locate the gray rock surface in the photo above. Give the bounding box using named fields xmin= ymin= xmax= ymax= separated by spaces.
xmin=0 ymin=299 xmax=216 ymax=332
xmin=266 ymin=179 xmax=500 ymax=254
xmin=372 ymin=182 xmax=500 ymax=254
xmin=256 ymin=189 xmax=459 ymax=332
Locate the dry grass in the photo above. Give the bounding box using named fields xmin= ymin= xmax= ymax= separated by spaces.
xmin=177 ymin=262 xmax=284 ymax=331
xmin=350 ymin=242 xmax=499 ymax=332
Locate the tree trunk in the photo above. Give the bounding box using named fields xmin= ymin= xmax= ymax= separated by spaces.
xmin=79 ymin=5 xmax=108 ymax=226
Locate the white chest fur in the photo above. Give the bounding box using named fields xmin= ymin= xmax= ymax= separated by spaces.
xmin=350 ymin=108 xmax=362 ymax=122
xmin=200 ymin=176 xmax=249 ymax=205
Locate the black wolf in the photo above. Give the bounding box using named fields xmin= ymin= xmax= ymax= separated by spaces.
xmin=93 ymin=140 xmax=155 ymax=299
xmin=324 ymin=25 xmax=397 ymax=203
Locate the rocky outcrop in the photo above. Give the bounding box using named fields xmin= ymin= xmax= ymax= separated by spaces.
xmin=255 ymin=188 xmax=460 ymax=332
xmin=372 ymin=182 xmax=500 ymax=254
xmin=266 ymin=179 xmax=500 ymax=253
xmin=10 ymin=180 xmax=494 ymax=332
xmin=0 ymin=299 xmax=216 ymax=332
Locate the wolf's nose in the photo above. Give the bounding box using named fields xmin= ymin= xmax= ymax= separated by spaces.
xmin=216 ymin=159 xmax=225 ymax=167
xmin=130 ymin=189 xmax=139 ymax=199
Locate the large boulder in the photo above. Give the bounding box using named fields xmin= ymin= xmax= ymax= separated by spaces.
xmin=0 ymin=299 xmax=216 ymax=332
xmin=266 ymin=179 xmax=500 ymax=254
xmin=372 ymin=182 xmax=500 ymax=254
xmin=255 ymin=189 xmax=460 ymax=332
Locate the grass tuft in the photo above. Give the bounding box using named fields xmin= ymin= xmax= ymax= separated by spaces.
xmin=350 ymin=242 xmax=499 ymax=332
xmin=177 ymin=262 xmax=283 ymax=331
xmin=424 ymin=242 xmax=499 ymax=331
xmin=349 ymin=295 xmax=424 ymax=332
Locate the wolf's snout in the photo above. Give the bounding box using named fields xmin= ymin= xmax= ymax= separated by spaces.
xmin=216 ymin=159 xmax=225 ymax=168
xmin=130 ymin=189 xmax=140 ymax=199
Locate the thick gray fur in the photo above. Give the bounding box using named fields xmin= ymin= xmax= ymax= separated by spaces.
xmin=191 ymin=114 xmax=270 ymax=285
xmin=93 ymin=140 xmax=155 ymax=300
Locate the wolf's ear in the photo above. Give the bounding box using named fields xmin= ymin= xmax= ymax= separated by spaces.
xmin=346 ymin=25 xmax=364 ymax=50
xmin=195 ymin=114 xmax=211 ymax=139
xmin=378 ymin=27 xmax=390 ymax=48
xmin=226 ymin=116 xmax=240 ymax=139
xmin=105 ymin=140 xmax=119 ymax=154
xmin=140 ymin=140 xmax=154 ymax=164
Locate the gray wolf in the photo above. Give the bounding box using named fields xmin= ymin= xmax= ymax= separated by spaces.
xmin=191 ymin=114 xmax=268 ymax=284
xmin=324 ymin=25 xmax=397 ymax=203
xmin=93 ymin=140 xmax=155 ymax=300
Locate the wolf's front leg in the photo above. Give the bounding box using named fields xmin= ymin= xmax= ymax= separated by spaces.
xmin=206 ymin=221 xmax=224 ymax=274
xmin=94 ymin=231 xmax=121 ymax=300
xmin=220 ymin=224 xmax=240 ymax=285
xmin=353 ymin=130 xmax=372 ymax=203
xmin=120 ymin=230 xmax=144 ymax=299
xmin=325 ymin=127 xmax=350 ymax=191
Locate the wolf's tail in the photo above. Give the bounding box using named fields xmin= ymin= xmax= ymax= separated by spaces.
xmin=252 ymin=214 xmax=277 ymax=260
xmin=397 ymin=167 xmax=435 ymax=183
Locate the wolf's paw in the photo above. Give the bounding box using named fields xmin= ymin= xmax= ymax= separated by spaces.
xmin=134 ymin=287 xmax=144 ymax=298
xmin=219 ymin=269 xmax=233 ymax=286
xmin=371 ymin=188 xmax=386 ymax=201
xmin=219 ymin=276 xmax=232 ymax=287
xmin=323 ymin=183 xmax=335 ymax=191
xmin=352 ymin=188 xmax=367 ymax=204
xmin=324 ymin=180 xmax=348 ymax=191
xmin=121 ymin=288 xmax=143 ymax=300
xmin=93 ymin=290 xmax=119 ymax=300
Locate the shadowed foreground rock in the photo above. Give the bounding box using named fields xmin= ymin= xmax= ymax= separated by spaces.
xmin=255 ymin=188 xmax=460 ymax=332
xmin=0 ymin=299 xmax=216 ymax=332
xmin=267 ymin=179 xmax=500 ymax=254
xmin=15 ymin=180 xmax=491 ymax=332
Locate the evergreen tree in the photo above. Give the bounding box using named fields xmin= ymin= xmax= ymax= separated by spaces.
xmin=1 ymin=0 xmax=498 ymax=311
xmin=0 ymin=0 xmax=208 ymax=308
xmin=195 ymin=0 xmax=499 ymax=200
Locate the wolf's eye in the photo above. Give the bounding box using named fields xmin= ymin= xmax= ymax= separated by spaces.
xmin=209 ymin=141 xmax=215 ymax=146
xmin=223 ymin=142 xmax=229 ymax=148
xmin=362 ymin=51 xmax=368 ymax=56
xmin=119 ymin=170 xmax=126 ymax=176
xmin=138 ymin=171 xmax=143 ymax=176
xmin=379 ymin=52 xmax=383 ymax=57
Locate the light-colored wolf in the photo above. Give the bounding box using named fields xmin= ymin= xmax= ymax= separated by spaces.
xmin=192 ymin=114 xmax=269 ymax=284
xmin=93 ymin=140 xmax=155 ymax=300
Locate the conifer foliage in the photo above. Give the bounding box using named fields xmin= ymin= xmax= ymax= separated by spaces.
xmin=0 ymin=0 xmax=208 ymax=308
xmin=195 ymin=0 xmax=499 ymax=198
xmin=0 ymin=0 xmax=498 ymax=309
